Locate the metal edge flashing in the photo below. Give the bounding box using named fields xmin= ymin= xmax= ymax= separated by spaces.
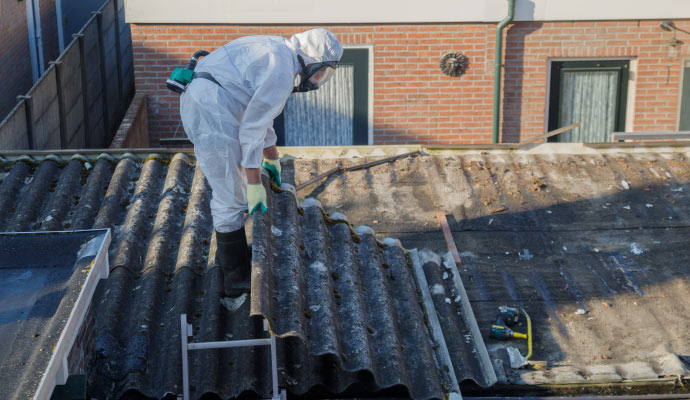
xmin=5 ymin=143 xmax=690 ymax=165
xmin=442 ymin=252 xmax=498 ymax=387
xmin=409 ymin=249 xmax=462 ymax=397
xmin=585 ymin=141 xmax=690 ymax=149
xmin=32 ymin=228 xmax=112 ymax=400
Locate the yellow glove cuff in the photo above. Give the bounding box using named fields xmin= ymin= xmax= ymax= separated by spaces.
xmin=247 ymin=183 xmax=267 ymax=214
xmin=261 ymin=158 xmax=282 ymax=186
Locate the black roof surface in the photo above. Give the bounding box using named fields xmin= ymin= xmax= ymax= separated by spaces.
xmin=0 ymin=230 xmax=108 ymax=400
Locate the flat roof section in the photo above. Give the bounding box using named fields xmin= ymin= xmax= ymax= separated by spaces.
xmin=0 ymin=229 xmax=110 ymax=400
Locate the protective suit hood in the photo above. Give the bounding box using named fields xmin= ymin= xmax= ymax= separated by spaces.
xmin=287 ymin=28 xmax=343 ymax=67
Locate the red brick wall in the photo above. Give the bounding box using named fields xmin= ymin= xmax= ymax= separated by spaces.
xmin=131 ymin=21 xmax=690 ymax=146
xmin=0 ymin=1 xmax=33 ymax=119
xmin=67 ymin=303 xmax=95 ymax=375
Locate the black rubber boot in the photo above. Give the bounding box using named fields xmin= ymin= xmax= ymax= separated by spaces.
xmin=215 ymin=227 xmax=251 ymax=297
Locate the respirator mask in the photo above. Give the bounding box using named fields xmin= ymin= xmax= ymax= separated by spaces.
xmin=293 ymin=55 xmax=338 ymax=93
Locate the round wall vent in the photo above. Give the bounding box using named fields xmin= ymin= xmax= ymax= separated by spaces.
xmin=439 ymin=52 xmax=467 ymax=77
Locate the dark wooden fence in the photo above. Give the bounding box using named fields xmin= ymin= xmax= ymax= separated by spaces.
xmin=0 ymin=0 xmax=134 ymax=150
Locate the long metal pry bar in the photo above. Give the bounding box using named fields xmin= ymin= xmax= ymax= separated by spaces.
xmin=180 ymin=314 xmax=285 ymax=400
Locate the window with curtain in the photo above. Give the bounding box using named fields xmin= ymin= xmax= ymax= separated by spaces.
xmin=283 ymin=65 xmax=354 ymax=146
xmin=273 ymin=48 xmax=369 ymax=146
xmin=548 ymin=60 xmax=629 ymax=143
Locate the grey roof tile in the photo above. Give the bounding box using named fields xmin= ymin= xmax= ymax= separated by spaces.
xmin=250 ymin=180 xmax=462 ymax=399
xmin=0 ymin=152 xmax=490 ymax=400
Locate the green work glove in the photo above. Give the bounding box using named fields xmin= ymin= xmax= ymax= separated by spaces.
xmin=247 ymin=183 xmax=267 ymax=214
xmin=261 ymin=158 xmax=282 ymax=186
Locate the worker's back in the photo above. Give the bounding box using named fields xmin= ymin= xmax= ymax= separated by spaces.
xmin=194 ymin=36 xmax=299 ymax=97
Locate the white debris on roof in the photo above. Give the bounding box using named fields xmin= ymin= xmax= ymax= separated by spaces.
xmin=630 ymin=243 xmax=644 ymax=255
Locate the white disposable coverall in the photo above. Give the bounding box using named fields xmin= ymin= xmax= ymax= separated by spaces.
xmin=180 ymin=29 xmax=343 ymax=232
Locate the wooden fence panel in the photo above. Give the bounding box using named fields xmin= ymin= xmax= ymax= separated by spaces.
xmin=56 ymin=40 xmax=86 ymax=148
xmin=26 ymin=66 xmax=61 ymax=150
xmin=0 ymin=0 xmax=135 ymax=151
xmin=0 ymin=101 xmax=30 ymax=150
xmin=117 ymin=0 xmax=134 ymax=100
xmin=81 ymin=17 xmax=106 ymax=148
xmin=99 ymin=0 xmax=121 ymax=142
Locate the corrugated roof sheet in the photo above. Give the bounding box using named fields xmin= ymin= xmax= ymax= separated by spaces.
xmin=0 ymin=152 xmax=493 ymax=400
xmin=249 ymin=182 xmax=495 ymax=398
xmin=3 ymin=147 xmax=690 ymax=398
xmin=291 ymin=151 xmax=690 ymax=391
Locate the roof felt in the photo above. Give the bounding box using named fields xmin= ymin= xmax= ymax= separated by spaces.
xmin=0 ymin=152 xmax=492 ymax=400
xmin=0 ymin=230 xmax=108 ymax=400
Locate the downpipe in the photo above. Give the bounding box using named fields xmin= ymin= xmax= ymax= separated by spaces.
xmin=492 ymin=0 xmax=515 ymax=144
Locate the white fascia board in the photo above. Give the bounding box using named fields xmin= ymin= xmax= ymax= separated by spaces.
xmin=124 ymin=0 xmax=503 ymax=24
xmin=125 ymin=0 xmax=690 ymax=24
xmin=33 ymin=229 xmax=111 ymax=400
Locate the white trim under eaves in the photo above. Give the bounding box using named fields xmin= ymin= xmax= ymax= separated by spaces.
xmin=544 ymin=57 xmax=636 ymax=138
xmin=124 ymin=0 xmax=690 ymax=24
xmin=32 ymin=229 xmax=112 ymax=400
xmin=343 ymin=44 xmax=374 ymax=145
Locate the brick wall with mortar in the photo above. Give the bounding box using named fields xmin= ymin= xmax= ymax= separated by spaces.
xmin=110 ymin=93 xmax=149 ymax=148
xmin=131 ymin=21 xmax=690 ymax=146
xmin=66 ymin=303 xmax=95 ymax=375
xmin=0 ymin=1 xmax=33 ymax=119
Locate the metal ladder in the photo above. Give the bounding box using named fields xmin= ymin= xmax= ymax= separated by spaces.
xmin=179 ymin=314 xmax=286 ymax=400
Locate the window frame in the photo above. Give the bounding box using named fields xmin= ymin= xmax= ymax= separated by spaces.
xmin=547 ymin=59 xmax=630 ymax=142
xmin=274 ymin=47 xmax=370 ymax=146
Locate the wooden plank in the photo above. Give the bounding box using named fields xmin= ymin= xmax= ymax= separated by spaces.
xmin=436 ymin=212 xmax=461 ymax=266
xmin=295 ymin=151 xmax=420 ymax=191
xmin=515 ymin=122 xmax=580 ymax=149
xmin=295 ymin=165 xmax=342 ymax=191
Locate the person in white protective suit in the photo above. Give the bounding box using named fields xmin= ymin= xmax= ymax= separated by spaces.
xmin=180 ymin=28 xmax=343 ymax=296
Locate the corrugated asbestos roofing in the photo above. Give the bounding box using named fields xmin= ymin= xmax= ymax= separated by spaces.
xmin=2 ymin=147 xmax=690 ymax=398
xmin=291 ymin=151 xmax=690 ymax=391
xmin=0 ymin=151 xmax=492 ymax=400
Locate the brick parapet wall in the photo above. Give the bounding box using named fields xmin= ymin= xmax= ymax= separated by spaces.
xmin=66 ymin=302 xmax=95 ymax=375
xmin=131 ymin=21 xmax=690 ymax=146
xmin=110 ymin=93 xmax=149 ymax=148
